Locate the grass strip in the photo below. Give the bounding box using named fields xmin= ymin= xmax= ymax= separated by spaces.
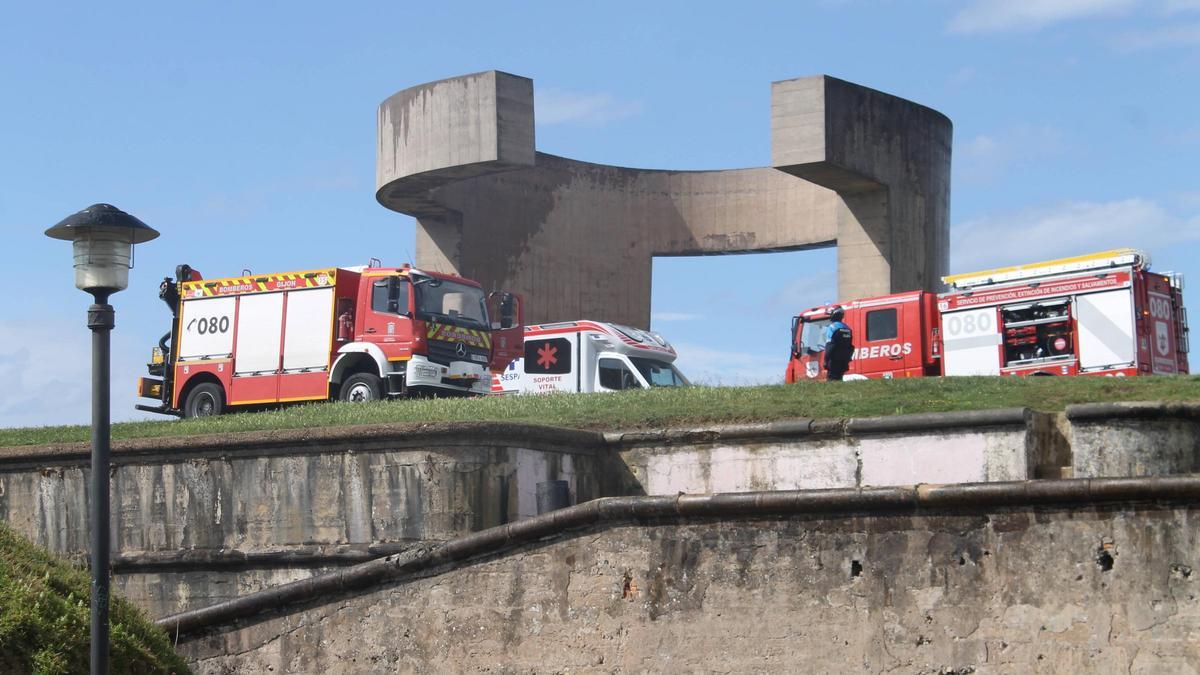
xmin=3 ymin=376 xmax=1199 ymax=448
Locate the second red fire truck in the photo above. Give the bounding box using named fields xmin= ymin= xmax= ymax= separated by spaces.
xmin=137 ymin=262 xmax=523 ymax=417
xmin=786 ymin=249 xmax=1189 ymax=382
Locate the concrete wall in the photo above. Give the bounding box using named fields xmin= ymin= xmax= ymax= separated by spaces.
xmin=3 ymin=403 xmax=1198 ymax=621
xmin=1067 ymin=402 xmax=1200 ymax=478
xmin=375 ymin=71 xmax=952 ymax=327
xmin=178 ymin=503 xmax=1200 ymax=674
xmin=0 ymin=422 xmax=607 ymax=616
xmin=614 ymin=409 xmax=1052 ymax=495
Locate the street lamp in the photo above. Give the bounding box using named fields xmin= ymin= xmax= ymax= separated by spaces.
xmin=45 ymin=204 xmax=158 ymax=675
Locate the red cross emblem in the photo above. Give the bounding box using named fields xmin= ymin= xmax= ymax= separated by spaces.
xmin=536 ymin=343 xmax=558 ymax=369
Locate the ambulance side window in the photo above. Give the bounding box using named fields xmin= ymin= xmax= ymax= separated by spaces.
xmin=866 ymin=309 xmax=897 ymax=342
xmin=599 ymin=358 xmax=637 ymax=390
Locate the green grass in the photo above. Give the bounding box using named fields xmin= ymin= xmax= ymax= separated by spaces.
xmin=3 ymin=376 xmax=1199 ymax=448
xmin=0 ymin=521 xmax=190 ymax=674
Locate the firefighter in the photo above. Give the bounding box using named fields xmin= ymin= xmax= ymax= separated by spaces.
xmin=823 ymin=306 xmax=854 ymax=381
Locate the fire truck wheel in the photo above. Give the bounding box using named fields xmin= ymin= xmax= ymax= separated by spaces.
xmin=184 ymin=382 xmax=225 ymax=418
xmin=340 ymin=372 xmax=383 ymax=403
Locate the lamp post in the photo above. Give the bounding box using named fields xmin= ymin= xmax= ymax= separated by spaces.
xmin=45 ymin=204 xmax=158 ymax=675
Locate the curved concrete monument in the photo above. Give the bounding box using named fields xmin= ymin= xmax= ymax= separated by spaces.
xmin=376 ymin=71 xmax=951 ymax=328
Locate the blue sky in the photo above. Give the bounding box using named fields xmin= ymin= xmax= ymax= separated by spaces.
xmin=2 ymin=1 xmax=1198 ymax=427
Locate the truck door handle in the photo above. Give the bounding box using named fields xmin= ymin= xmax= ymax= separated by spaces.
xmin=365 ymin=328 xmax=377 ymax=334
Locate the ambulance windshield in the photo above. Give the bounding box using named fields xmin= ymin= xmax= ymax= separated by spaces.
xmin=413 ymin=277 xmax=489 ymax=328
xmin=629 ymin=357 xmax=690 ymax=387
xmin=799 ymin=319 xmax=830 ymax=353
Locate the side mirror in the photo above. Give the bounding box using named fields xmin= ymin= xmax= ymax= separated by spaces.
xmin=386 ymin=277 xmax=408 ymax=315
xmin=489 ymin=291 xmax=521 ymax=329
xmin=499 ymin=294 xmax=515 ymax=328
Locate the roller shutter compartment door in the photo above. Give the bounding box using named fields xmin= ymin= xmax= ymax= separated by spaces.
xmin=1076 ymin=289 xmax=1134 ymax=371
xmin=941 ymin=307 xmax=1002 ymax=376
xmin=235 ymin=293 xmax=284 ymax=376
xmin=282 ymin=288 xmax=335 ymax=372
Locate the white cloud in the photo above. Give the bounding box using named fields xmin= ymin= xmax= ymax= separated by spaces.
xmin=951 ymin=198 xmax=1200 ymax=272
xmin=948 ymin=0 xmax=1139 ymax=34
xmin=948 ymin=67 xmax=977 ymax=87
xmin=767 ymin=274 xmax=838 ymax=312
xmin=651 ymin=311 xmax=703 ymax=322
xmin=956 ymin=125 xmax=1064 ymax=186
xmin=1173 ymin=190 xmax=1200 ymax=209
xmin=1163 ymin=0 xmax=1200 ymax=12
xmin=1113 ymin=22 xmax=1200 ymax=50
xmin=671 ymin=343 xmax=785 ymax=387
xmin=535 ymin=89 xmax=644 ymax=126
xmin=963 ymin=135 xmax=1000 ymax=157
xmin=0 ymin=317 xmax=158 ymax=430
xmin=1166 ymin=126 xmax=1200 ymax=145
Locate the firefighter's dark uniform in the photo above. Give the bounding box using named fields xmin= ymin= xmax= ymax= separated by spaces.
xmin=823 ymin=318 xmax=853 ymax=381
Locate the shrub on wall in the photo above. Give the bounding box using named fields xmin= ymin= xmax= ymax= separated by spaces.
xmin=0 ymin=521 xmax=190 ymax=674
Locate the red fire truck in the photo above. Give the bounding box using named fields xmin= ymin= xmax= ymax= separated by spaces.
xmin=785 ymin=249 xmax=1189 ymax=382
xmin=137 ymin=262 xmax=523 ymax=417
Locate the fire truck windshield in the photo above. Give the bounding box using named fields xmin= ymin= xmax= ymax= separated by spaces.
xmin=798 ymin=319 xmax=830 ymax=353
xmin=413 ymin=278 xmax=489 ymax=328
xmin=629 ymin=357 xmax=689 ymax=387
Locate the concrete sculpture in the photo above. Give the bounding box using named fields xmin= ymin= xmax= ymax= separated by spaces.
xmin=376 ymin=71 xmax=951 ymax=327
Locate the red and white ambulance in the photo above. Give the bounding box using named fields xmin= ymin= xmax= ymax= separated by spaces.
xmin=785 ymin=249 xmax=1189 ymax=382
xmin=492 ymin=320 xmax=689 ymax=394
xmin=137 ymin=262 xmax=523 ymax=417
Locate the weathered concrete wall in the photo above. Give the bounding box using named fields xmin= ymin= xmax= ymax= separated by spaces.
xmin=1067 ymin=402 xmax=1200 ymax=478
xmin=614 ymin=409 xmax=1052 ymax=495
xmin=178 ymin=502 xmax=1200 ymax=674
xmin=3 ymin=403 xmax=1198 ymax=622
xmin=611 ymin=402 xmax=1200 ymax=495
xmin=0 ymin=422 xmax=607 ymax=616
xmin=376 ymin=71 xmax=952 ymax=327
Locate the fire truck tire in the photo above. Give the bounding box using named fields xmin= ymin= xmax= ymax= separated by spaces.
xmin=340 ymin=372 xmax=382 ymax=403
xmin=183 ymin=382 xmax=225 ymax=418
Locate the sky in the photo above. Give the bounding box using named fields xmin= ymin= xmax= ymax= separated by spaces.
xmin=2 ymin=1 xmax=1198 ymax=428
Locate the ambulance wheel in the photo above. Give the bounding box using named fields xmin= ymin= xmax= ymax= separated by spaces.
xmin=340 ymin=372 xmax=382 ymax=403
xmin=184 ymin=382 xmax=225 ymax=418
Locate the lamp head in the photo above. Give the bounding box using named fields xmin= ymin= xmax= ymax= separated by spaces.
xmin=45 ymin=204 xmax=159 ymax=294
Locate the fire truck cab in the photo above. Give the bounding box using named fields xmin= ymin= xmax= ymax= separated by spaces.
xmin=491 ymin=320 xmax=689 ymax=395
xmin=788 ymin=291 xmax=941 ymax=382
xmin=137 ymin=262 xmax=523 ymax=417
xmin=787 ymin=249 xmax=1189 ymax=382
